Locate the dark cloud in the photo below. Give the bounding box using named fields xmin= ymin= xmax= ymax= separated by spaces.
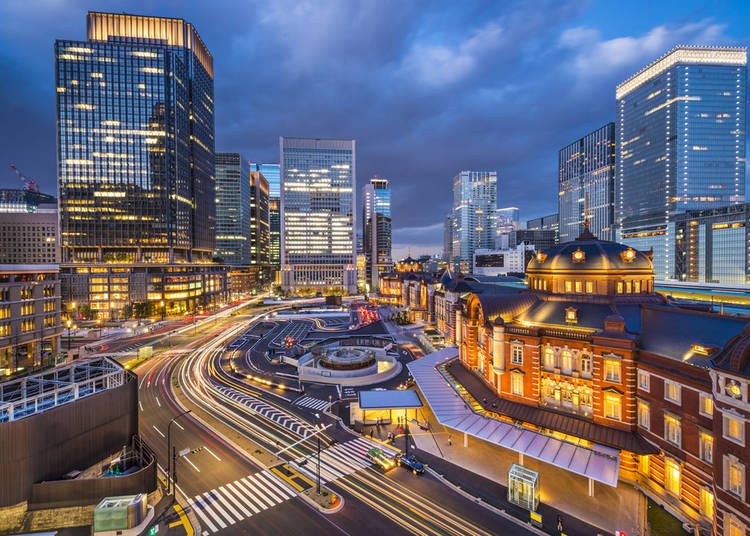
xmin=0 ymin=0 xmax=745 ymax=257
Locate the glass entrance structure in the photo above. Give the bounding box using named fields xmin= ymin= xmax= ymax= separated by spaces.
xmin=507 ymin=463 xmax=540 ymax=512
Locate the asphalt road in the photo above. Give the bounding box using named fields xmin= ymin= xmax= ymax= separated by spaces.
xmin=134 ymin=301 xmax=537 ymax=535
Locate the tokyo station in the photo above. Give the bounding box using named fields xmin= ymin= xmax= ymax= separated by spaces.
xmin=387 ymin=223 xmax=750 ymax=535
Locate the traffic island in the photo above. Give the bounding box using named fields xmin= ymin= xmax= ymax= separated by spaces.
xmin=300 ymin=486 xmax=345 ymax=514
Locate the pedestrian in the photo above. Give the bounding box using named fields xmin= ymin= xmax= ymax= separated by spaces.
xmin=377 ymin=417 xmax=381 ymax=426
xmin=448 ymin=434 xmax=452 ymax=446
xmin=557 ymin=514 xmax=563 ymax=533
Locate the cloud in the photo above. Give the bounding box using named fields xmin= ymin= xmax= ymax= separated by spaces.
xmin=559 ymin=20 xmax=729 ymax=81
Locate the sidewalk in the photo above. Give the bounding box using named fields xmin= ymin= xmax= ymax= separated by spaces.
xmin=393 ymin=405 xmax=643 ymax=536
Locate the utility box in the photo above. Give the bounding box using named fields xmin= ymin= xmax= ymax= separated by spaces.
xmin=93 ymin=494 xmax=147 ymax=532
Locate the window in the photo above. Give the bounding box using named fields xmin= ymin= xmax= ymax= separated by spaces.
xmin=511 ymin=372 xmax=524 ymax=397
xmin=723 ymin=414 xmax=745 ymax=446
xmin=585 ymin=281 xmax=593 ymax=293
xmin=543 ymin=347 xmax=555 ymax=371
xmin=565 ymin=280 xmax=572 ymax=293
xmin=664 ymin=414 xmax=682 ymax=447
xmin=700 ymin=487 xmax=714 ymax=520
xmin=699 ymin=430 xmax=713 ymax=463
xmin=561 ymin=350 xmax=573 ymax=374
xmin=637 ymin=400 xmax=650 ymax=430
xmin=633 ymin=280 xmax=641 ymax=293
xmin=725 ymin=514 xmax=746 ymax=536
xmin=511 ymin=344 xmax=523 ymax=365
xmin=638 ymin=455 xmax=649 ymax=476
xmin=638 ymin=370 xmax=650 ymax=391
xmin=724 ymin=456 xmax=745 ymax=500
xmin=664 ymin=380 xmax=681 ymax=404
xmin=699 ymin=393 xmax=713 ymax=417
xmin=617 ymin=281 xmax=623 ymax=294
xmin=575 ymin=281 xmax=582 ymax=293
xmin=604 ymin=393 xmax=621 ymax=420
xmin=664 ymin=458 xmax=681 ymax=496
xmin=580 ymin=354 xmax=591 ymax=375
xmin=605 ymin=359 xmax=621 ymax=383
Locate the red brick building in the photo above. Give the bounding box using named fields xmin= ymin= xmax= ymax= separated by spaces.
xmin=456 ymin=226 xmax=750 ymax=534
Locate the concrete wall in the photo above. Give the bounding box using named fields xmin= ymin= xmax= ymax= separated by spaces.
xmin=0 ymin=372 xmax=138 ymax=507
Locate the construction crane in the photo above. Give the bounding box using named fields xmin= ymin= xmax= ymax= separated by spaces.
xmin=9 ymin=164 xmax=40 ymax=192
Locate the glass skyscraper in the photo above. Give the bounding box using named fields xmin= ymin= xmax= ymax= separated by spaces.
xmin=451 ymin=171 xmax=497 ymax=273
xmin=362 ymin=177 xmax=392 ymax=291
xmin=55 ymin=12 xmax=228 ymax=319
xmin=280 ymin=137 xmax=356 ymax=294
xmin=616 ymin=46 xmax=747 ymax=279
xmin=215 ymin=153 xmax=250 ymax=265
xmin=559 ymin=123 xmax=615 ymax=243
xmin=249 ymin=170 xmax=270 ymax=265
xmin=250 ymin=163 xmax=281 ymax=266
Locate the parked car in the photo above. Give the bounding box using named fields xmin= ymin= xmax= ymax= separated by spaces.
xmin=366 ymin=447 xmax=396 ymax=471
xmin=395 ymin=452 xmax=425 ymax=474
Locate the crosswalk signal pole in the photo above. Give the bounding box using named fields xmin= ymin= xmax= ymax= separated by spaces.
xmin=171 ymin=447 xmax=176 ymax=496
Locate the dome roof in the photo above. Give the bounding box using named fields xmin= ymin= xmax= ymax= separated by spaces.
xmin=527 ymin=236 xmax=653 ymax=273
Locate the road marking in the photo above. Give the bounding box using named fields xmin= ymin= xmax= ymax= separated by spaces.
xmin=211 ymin=488 xmax=242 ymax=522
xmin=139 ymin=401 xmax=143 ymax=412
xmin=152 ymin=425 xmax=165 ymax=438
xmin=168 ymin=504 xmax=194 ymax=536
xmin=241 ymin=476 xmax=276 ymax=508
xmin=197 ymin=493 xmax=227 ymax=529
xmin=220 ymin=484 xmax=253 ymax=518
xmin=190 ymin=496 xmax=219 ymax=533
xmin=183 ymin=456 xmax=201 ymax=473
xmin=255 ymin=471 xmax=295 ymax=499
xmin=204 ymin=446 xmax=222 ymax=461
xmin=175 ymin=421 xmax=185 ymax=431
xmin=229 ymin=480 xmax=262 ymax=513
xmin=155 ymin=396 xmax=161 ymax=407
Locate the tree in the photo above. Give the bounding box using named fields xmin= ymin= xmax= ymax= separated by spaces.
xmin=79 ymin=304 xmax=94 ymax=320
xmin=133 ymin=302 xmax=149 ymax=318
xmin=121 ymin=304 xmax=133 ymax=319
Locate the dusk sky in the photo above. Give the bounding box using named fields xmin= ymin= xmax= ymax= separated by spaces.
xmin=1 ymin=0 xmax=749 ymax=260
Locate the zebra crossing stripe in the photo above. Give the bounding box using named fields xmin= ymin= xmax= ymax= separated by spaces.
xmin=207 ymin=490 xmax=239 ymax=524
xmin=218 ymin=484 xmax=253 ymax=519
xmin=254 ymin=471 xmax=295 ymax=499
xmin=240 ymin=476 xmax=276 ymax=508
xmin=234 ymin=480 xmax=267 ymax=514
xmin=190 ymin=496 xmax=219 ymax=533
xmin=228 ymin=480 xmax=262 ymax=514
xmin=247 ymin=473 xmax=285 ymax=504
xmin=198 ymin=492 xmax=228 ymax=529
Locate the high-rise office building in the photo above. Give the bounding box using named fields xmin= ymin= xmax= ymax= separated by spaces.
xmin=362 ymin=177 xmax=392 ymax=291
xmin=527 ymin=213 xmax=559 ymax=244
xmin=56 ymin=12 xmax=228 ymax=319
xmin=559 ymin=123 xmax=615 ymax=243
xmin=250 ymin=163 xmax=281 ymax=266
xmin=451 ymin=171 xmax=497 ymax=272
xmin=443 ymin=213 xmax=453 ymax=263
xmin=280 ymin=137 xmax=356 ymax=294
xmin=0 ymin=190 xmax=58 ymax=264
xmin=495 ymin=206 xmax=520 ymax=249
xmin=616 ymin=46 xmax=747 ymax=279
xmin=249 ymin=171 xmax=270 ymax=265
xmin=215 ymin=153 xmax=250 ymax=265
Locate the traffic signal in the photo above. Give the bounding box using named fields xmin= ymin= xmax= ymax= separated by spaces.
xmin=191 ymin=447 xmax=203 ymax=454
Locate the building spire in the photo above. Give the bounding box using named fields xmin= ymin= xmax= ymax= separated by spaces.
xmin=577 ymin=191 xmax=597 ymax=240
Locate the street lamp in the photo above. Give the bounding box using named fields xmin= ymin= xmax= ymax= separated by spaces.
xmin=167 ymin=409 xmax=192 ymax=496
xmin=314 ymin=412 xmax=322 ymax=495
xmin=160 ymin=300 xmax=165 ymax=321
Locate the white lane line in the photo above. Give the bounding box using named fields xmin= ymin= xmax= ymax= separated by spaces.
xmin=240 ymin=476 xmax=275 ymax=509
xmin=254 ymin=471 xmax=294 ymax=499
xmin=204 ymin=446 xmax=222 ymax=461
xmin=212 ymin=489 xmax=242 ymax=523
xmin=139 ymin=401 xmax=144 ymax=412
xmin=174 ymin=421 xmax=185 ymax=431
xmin=199 ymin=492 xmax=228 ymax=529
xmin=155 ymin=396 xmax=161 ymax=407
xmin=183 ymin=456 xmax=201 ymax=473
xmin=220 ymin=484 xmax=253 ymax=518
xmin=230 ymin=480 xmax=262 ymax=514
xmin=152 ymin=425 xmax=165 ymax=438
xmin=191 ymin=496 xmax=220 ymax=533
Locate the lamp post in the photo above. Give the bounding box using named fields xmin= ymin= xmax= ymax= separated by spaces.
xmin=314 ymin=412 xmax=322 ymax=495
xmin=160 ymin=300 xmax=165 ymax=321
xmin=167 ymin=409 xmax=191 ymax=496
xmin=66 ymin=319 xmax=72 ymax=353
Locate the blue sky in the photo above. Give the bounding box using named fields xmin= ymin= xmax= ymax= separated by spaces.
xmin=1 ymin=0 xmax=749 ymax=260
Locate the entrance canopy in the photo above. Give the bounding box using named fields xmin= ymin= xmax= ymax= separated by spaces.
xmin=358 ymin=389 xmax=422 ymax=410
xmin=407 ymin=348 xmax=620 ymax=487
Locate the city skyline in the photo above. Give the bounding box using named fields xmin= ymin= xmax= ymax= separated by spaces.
xmin=1 ymin=1 xmax=750 ymax=260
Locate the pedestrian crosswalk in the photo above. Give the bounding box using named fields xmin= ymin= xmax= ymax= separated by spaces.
xmin=292 ymin=436 xmax=399 ymax=486
xmin=191 ymin=469 xmax=296 ymax=534
xmin=190 ymin=437 xmax=400 ymax=533
xmin=216 ymin=385 xmax=317 ymax=438
xmin=294 ymin=395 xmax=330 ymax=412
